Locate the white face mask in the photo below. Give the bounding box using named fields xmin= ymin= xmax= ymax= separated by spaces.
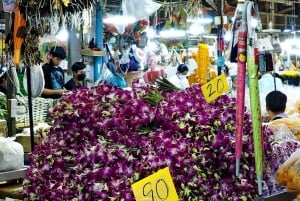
xmin=178 ymin=74 xmax=186 ymax=80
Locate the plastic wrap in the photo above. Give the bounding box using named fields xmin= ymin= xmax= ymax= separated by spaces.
xmin=0 ymin=137 xmax=24 ymax=172
xmin=277 ymin=148 xmax=300 ymax=194
xmin=268 ymin=116 xmax=300 ymax=140
xmin=122 ymin=0 xmax=161 ymax=23
xmin=23 ymin=64 xmax=45 ymax=98
xmin=2 ymin=0 xmax=16 ymax=13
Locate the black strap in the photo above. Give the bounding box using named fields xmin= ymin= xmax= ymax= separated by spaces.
xmin=272 ymin=72 xmax=277 ymax=91
xmin=104 ymin=44 xmax=117 ymax=74
xmin=272 ymin=116 xmax=282 ymax=121
xmin=105 ymin=43 xmax=113 ymax=59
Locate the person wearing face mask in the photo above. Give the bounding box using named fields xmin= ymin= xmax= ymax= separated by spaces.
xmin=64 ymin=62 xmax=86 ymax=91
xmin=168 ymin=64 xmax=190 ymax=90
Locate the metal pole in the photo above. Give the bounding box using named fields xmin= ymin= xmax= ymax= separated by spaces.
xmin=7 ymin=66 xmax=16 ymax=137
xmin=4 ymin=10 xmax=16 ymax=137
xmin=26 ymin=66 xmax=34 ymax=152
xmin=94 ymin=2 xmax=104 ymax=82
xmin=217 ymin=0 xmax=224 ymax=75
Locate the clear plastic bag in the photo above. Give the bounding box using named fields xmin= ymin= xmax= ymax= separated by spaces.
xmin=2 ymin=0 xmax=16 ymax=13
xmin=0 ymin=137 xmax=24 ymax=172
xmin=23 ymin=64 xmax=45 ymax=98
xmin=96 ymin=63 xmax=127 ymax=88
xmin=268 ymin=117 xmax=300 ymax=140
xmin=277 ymin=149 xmax=300 ymax=193
xmin=122 ymin=0 xmax=161 ymax=22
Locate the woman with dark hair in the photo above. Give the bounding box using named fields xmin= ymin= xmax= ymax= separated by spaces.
xmin=168 ymin=64 xmax=190 ymax=90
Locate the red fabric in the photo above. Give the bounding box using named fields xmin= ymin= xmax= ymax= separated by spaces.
xmin=143 ymin=67 xmax=165 ymax=83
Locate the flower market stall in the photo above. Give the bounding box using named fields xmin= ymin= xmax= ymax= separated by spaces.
xmin=0 ymin=0 xmax=299 ymax=200
xmin=23 ymin=84 xmax=300 ymax=200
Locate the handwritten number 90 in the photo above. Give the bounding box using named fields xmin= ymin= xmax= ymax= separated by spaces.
xmin=143 ymin=179 xmax=169 ymax=201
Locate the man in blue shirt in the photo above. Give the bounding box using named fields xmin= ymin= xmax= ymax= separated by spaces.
xmin=42 ymin=46 xmax=66 ymax=99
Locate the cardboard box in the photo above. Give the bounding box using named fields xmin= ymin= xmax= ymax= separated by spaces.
xmin=15 ymin=135 xmax=40 ymax=153
xmin=0 ymin=120 xmax=6 ymax=137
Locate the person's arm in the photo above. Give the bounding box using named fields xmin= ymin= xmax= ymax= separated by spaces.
xmin=42 ymin=88 xmax=65 ymax=96
xmin=41 ymin=63 xmax=66 ymax=96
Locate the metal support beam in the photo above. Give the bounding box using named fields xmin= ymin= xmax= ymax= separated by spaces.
xmin=257 ymin=0 xmax=298 ymax=5
xmin=94 ymin=2 xmax=104 ymax=82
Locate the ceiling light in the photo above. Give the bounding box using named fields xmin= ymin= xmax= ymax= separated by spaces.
xmin=159 ymin=29 xmax=186 ymax=38
xmin=103 ymin=15 xmax=135 ymax=25
xmin=187 ymin=17 xmax=213 ymax=24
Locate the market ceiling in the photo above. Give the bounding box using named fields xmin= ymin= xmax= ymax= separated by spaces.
xmin=105 ymin=0 xmax=300 ymax=29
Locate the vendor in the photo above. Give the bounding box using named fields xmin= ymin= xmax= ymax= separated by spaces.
xmin=42 ymin=46 xmax=67 ymax=99
xmin=64 ymin=62 xmax=86 ymax=91
xmin=265 ymin=90 xmax=288 ymax=121
xmin=168 ymin=64 xmax=189 ymax=90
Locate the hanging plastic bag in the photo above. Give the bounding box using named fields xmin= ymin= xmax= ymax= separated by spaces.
xmin=98 ymin=63 xmax=127 ymax=88
xmin=0 ymin=137 xmax=24 ymax=172
xmin=120 ymin=46 xmax=144 ymax=73
xmin=169 ymin=49 xmax=182 ymax=67
xmin=122 ymin=0 xmax=162 ymax=23
xmin=2 ymin=0 xmax=16 ymax=13
xmin=256 ymin=37 xmax=274 ymax=51
xmin=23 ymin=64 xmax=45 ymax=98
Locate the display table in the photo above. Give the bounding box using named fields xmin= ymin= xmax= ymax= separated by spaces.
xmin=0 ymin=167 xmax=27 ymax=182
xmin=255 ymin=191 xmax=297 ymax=201
xmin=0 ymin=167 xmax=28 ymax=199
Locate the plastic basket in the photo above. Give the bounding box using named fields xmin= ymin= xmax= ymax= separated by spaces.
xmin=15 ymin=97 xmax=54 ymax=126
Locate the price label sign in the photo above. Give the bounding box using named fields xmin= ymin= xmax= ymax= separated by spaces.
xmin=201 ymin=74 xmax=230 ymax=103
xmin=131 ymin=167 xmax=179 ymax=201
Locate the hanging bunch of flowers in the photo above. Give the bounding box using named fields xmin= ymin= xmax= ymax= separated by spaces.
xmin=23 ymin=84 xmax=300 ymax=200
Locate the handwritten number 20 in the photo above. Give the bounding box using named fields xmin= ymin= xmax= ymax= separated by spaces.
xmin=207 ymin=78 xmax=225 ymax=97
xmin=143 ymin=179 xmax=169 ymax=201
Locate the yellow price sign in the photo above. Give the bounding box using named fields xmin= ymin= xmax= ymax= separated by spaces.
xmin=201 ymin=74 xmax=230 ymax=103
xmin=131 ymin=167 xmax=179 ymax=201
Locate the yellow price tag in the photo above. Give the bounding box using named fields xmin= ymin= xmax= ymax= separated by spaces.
xmin=131 ymin=167 xmax=179 ymax=201
xmin=201 ymin=74 xmax=230 ymax=103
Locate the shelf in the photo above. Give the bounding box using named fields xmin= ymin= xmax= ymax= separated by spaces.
xmin=80 ymin=48 xmax=105 ymax=57
xmin=254 ymin=191 xmax=297 ymax=201
xmin=0 ymin=167 xmax=28 ymax=181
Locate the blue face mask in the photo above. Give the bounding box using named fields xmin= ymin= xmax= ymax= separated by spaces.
xmin=178 ymin=74 xmax=186 ymax=80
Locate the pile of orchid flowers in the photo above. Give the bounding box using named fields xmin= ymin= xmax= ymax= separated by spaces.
xmin=23 ymin=84 xmax=300 ymax=201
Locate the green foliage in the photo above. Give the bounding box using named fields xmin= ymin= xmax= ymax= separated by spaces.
xmin=0 ymin=95 xmax=7 ymax=120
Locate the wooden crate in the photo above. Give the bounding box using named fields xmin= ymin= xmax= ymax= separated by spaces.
xmin=0 ymin=183 xmax=23 ymax=200
xmin=15 ymin=135 xmax=40 ymax=153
